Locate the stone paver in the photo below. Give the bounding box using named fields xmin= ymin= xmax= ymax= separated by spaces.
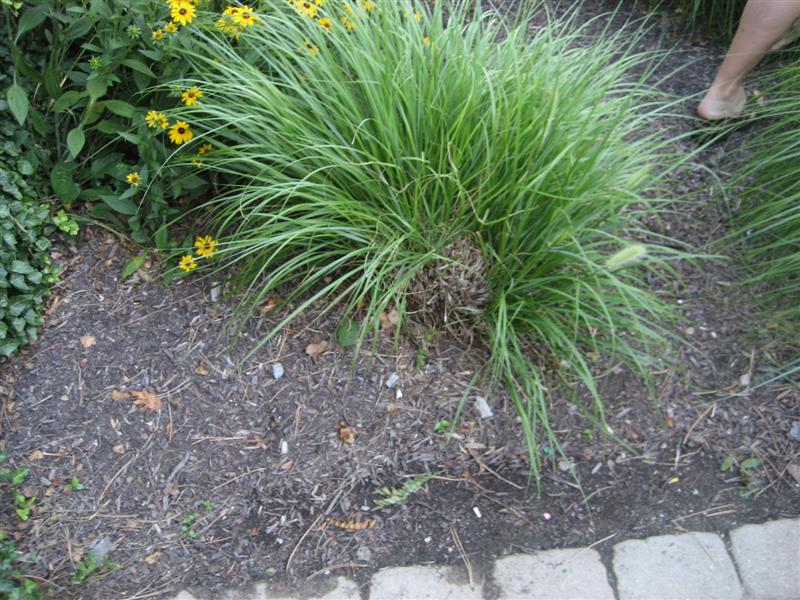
xmin=613 ymin=531 xmax=744 ymax=600
xmin=369 ymin=565 xmax=482 ymax=599
xmin=169 ymin=518 xmax=799 ymax=600
xmin=494 ymin=548 xmax=614 ymax=599
xmin=729 ymin=518 xmax=800 ymax=600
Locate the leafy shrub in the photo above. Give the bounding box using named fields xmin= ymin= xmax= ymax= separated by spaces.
xmin=173 ymin=1 xmax=676 ymax=478
xmin=0 ymin=20 xmax=58 ymax=361
xmin=730 ymin=55 xmax=800 ymax=332
xmin=4 ymin=0 xmax=214 ymax=242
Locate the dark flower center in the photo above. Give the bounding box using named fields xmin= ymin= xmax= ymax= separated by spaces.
xmin=178 ymin=128 xmax=186 ymax=134
xmin=179 ymin=8 xmax=187 ymax=15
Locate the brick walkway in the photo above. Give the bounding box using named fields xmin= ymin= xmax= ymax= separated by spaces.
xmin=172 ymin=517 xmax=800 ymax=599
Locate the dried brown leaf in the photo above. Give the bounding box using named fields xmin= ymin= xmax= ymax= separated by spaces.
xmin=131 ymin=389 xmax=163 ymax=412
xmin=80 ymin=335 xmax=97 ymax=349
xmin=305 ymin=340 xmax=330 ymax=359
xmin=380 ymin=308 xmax=401 ymax=333
xmin=194 ymin=366 xmax=209 ymax=376
xmin=111 ymin=389 xmax=130 ymax=401
xmin=27 ymin=450 xmax=44 ymax=461
xmin=258 ymin=298 xmax=280 ymax=314
xmin=112 ymin=443 xmax=126 ymax=455
xmin=337 ymin=422 xmax=355 ymax=445
xmin=143 ymin=551 xmax=162 ymax=566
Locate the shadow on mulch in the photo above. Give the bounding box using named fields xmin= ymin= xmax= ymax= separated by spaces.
xmin=1 ymin=2 xmax=799 ymax=599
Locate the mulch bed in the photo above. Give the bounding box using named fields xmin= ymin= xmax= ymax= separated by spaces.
xmin=1 ymin=1 xmax=798 ymax=599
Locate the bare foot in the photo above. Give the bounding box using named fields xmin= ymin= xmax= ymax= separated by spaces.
xmin=697 ymin=85 xmax=747 ymax=121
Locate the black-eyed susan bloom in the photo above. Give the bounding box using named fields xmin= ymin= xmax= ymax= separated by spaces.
xmin=126 ymin=172 xmax=141 ymax=187
xmin=318 ymin=17 xmax=333 ymax=30
xmin=152 ymin=28 xmax=164 ymax=42
xmin=361 ymin=0 xmax=374 ymax=12
xmin=169 ymin=121 xmax=194 ymax=144
xmin=146 ymin=110 xmax=168 ymax=129
xmin=297 ymin=1 xmax=318 ymax=18
xmin=179 ymin=255 xmax=198 ymax=271
xmin=171 ymin=2 xmax=195 ymax=26
xmin=165 ymin=21 xmax=179 ymax=34
xmin=181 ymin=86 xmax=204 ymax=106
xmin=197 ymin=143 xmax=213 ymax=155
xmin=234 ymin=5 xmax=257 ymax=27
xmin=194 ymin=235 xmax=219 ymax=258
xmin=304 ymin=40 xmax=320 ymax=56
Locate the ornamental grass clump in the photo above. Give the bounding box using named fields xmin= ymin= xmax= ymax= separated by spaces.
xmin=173 ymin=0 xmax=676 ymax=479
xmin=729 ymin=55 xmax=800 ymax=334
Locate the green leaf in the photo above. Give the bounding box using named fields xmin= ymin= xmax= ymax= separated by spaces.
xmin=121 ymin=253 xmax=147 ymax=279
xmin=720 ymin=456 xmax=734 ymax=472
xmin=16 ymin=6 xmax=49 ymax=40
xmin=740 ymin=458 xmax=761 ymax=471
xmin=337 ymin=319 xmax=359 ymax=348
xmin=104 ymin=99 xmax=135 ymax=119
xmin=51 ymin=161 xmax=81 ymax=205
xmin=7 ymin=84 xmax=29 ymax=126
xmin=86 ymin=77 xmax=107 ymax=101
xmin=121 ymin=58 xmax=154 ymax=78
xmin=10 ymin=260 xmax=34 ymax=274
xmin=66 ymin=126 xmax=85 ymax=158
xmin=52 ymin=90 xmax=85 ymax=113
xmin=154 ymin=225 xmax=169 ymax=250
xmin=100 ymin=194 xmax=138 ymax=216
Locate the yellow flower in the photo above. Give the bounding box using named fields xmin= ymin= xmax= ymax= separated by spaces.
xmin=194 ymin=235 xmax=219 ymax=258
xmin=197 ymin=143 xmax=213 ymax=155
xmin=343 ymin=2 xmax=352 ymax=14
xmin=222 ymin=5 xmax=240 ymax=16
xmin=361 ymin=0 xmax=374 ymax=12
xmin=297 ymin=1 xmax=318 ymax=18
xmin=159 ymin=116 xmax=170 ymax=129
xmin=318 ymin=17 xmax=333 ymax=30
xmin=414 ymin=10 xmax=422 ymax=22
xmin=234 ymin=5 xmax=257 ymax=26
xmin=165 ymin=21 xmax=178 ymax=34
xmin=314 ymin=0 xmax=325 ymax=5
xmin=171 ymin=2 xmax=195 ymax=26
xmin=341 ymin=15 xmax=355 ymax=30
xmin=169 ymin=121 xmax=194 ymax=144
xmin=304 ymin=40 xmax=319 ymax=56
xmin=181 ymin=86 xmax=204 ymax=106
xmin=179 ymin=255 xmax=198 ymax=271
xmin=126 ymin=172 xmax=141 ymax=187
xmin=152 ymin=28 xmax=164 ymax=41
xmin=146 ymin=110 xmax=168 ymax=128
xmin=423 ymin=35 xmax=430 ymax=46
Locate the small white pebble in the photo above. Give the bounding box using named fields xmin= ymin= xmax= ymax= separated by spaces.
xmin=395 ymin=388 xmax=403 ymax=400
xmin=385 ymin=373 xmax=400 ymax=388
xmin=276 ymin=538 xmax=284 ymax=545
xmin=424 ymin=536 xmax=432 ymax=543
xmin=543 ymin=512 xmax=552 ymax=521
xmin=272 ymin=362 xmax=285 ymax=380
xmin=472 ymin=506 xmax=482 ymax=519
xmin=280 ymin=440 xmax=288 ymax=455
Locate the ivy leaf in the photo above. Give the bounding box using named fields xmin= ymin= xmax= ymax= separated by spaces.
xmin=67 ymin=126 xmax=86 ymax=158
xmin=7 ymin=84 xmax=29 ymax=125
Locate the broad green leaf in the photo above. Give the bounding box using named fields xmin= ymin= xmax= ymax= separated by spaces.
xmin=104 ymin=99 xmax=135 ymax=118
xmin=16 ymin=6 xmax=48 ymax=40
xmin=121 ymin=253 xmax=147 ymax=279
xmin=121 ymin=58 xmax=155 ymax=77
xmin=67 ymin=126 xmax=85 ymax=158
xmin=154 ymin=225 xmax=169 ymax=250
xmin=7 ymin=84 xmax=29 ymax=125
xmin=52 ymin=90 xmax=85 ymax=113
xmin=51 ymin=161 xmax=81 ymax=205
xmin=86 ymin=77 xmax=107 ymax=100
xmin=100 ymin=194 xmax=137 ymax=216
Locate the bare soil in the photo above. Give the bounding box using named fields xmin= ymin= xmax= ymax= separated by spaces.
xmin=1 ymin=1 xmax=798 ymax=599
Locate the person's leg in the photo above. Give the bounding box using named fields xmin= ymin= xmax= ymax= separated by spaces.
xmin=698 ymin=0 xmax=800 ymax=120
